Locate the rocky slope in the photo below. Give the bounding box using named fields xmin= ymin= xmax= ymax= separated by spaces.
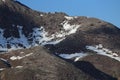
xmin=0 ymin=46 xmax=96 ymax=80
xmin=0 ymin=0 xmax=120 ymax=80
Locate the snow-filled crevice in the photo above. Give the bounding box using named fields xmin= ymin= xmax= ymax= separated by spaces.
xmin=86 ymin=44 xmax=120 ymax=62
xmin=0 ymin=26 xmax=30 ymax=51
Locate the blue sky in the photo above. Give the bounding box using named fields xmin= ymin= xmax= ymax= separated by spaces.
xmin=18 ymin=0 xmax=120 ymax=27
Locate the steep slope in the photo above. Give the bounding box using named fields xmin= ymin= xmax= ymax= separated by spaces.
xmin=0 ymin=46 xmax=96 ymax=80
xmin=1 ymin=0 xmax=120 ymax=56
xmin=0 ymin=0 xmax=120 ymax=80
xmin=76 ymin=54 xmax=120 ymax=79
xmin=47 ymin=17 xmax=120 ymax=54
xmin=0 ymin=0 xmax=68 ymax=50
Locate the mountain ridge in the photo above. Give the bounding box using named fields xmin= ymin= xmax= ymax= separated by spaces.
xmin=0 ymin=0 xmax=120 ymax=80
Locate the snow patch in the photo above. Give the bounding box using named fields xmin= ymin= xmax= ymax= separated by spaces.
xmin=20 ymin=52 xmax=24 ymax=54
xmin=0 ymin=19 xmax=80 ymax=51
xmin=0 ymin=58 xmax=7 ymax=62
xmin=62 ymin=21 xmax=79 ymax=31
xmin=25 ymin=53 xmax=33 ymax=57
xmin=10 ymin=56 xmax=23 ymax=60
xmin=60 ymin=21 xmax=80 ymax=36
xmin=44 ymin=39 xmax=64 ymax=45
xmin=86 ymin=44 xmax=120 ymax=61
xmin=40 ymin=14 xmax=43 ymax=16
xmin=0 ymin=26 xmax=29 ymax=51
xmin=0 ymin=68 xmax=5 ymax=71
xmin=2 ymin=0 xmax=5 ymax=2
xmin=31 ymin=23 xmax=80 ymax=45
xmin=15 ymin=66 xmax=23 ymax=69
xmin=68 ymin=25 xmax=80 ymax=34
xmin=10 ymin=53 xmax=33 ymax=60
xmin=74 ymin=57 xmax=82 ymax=62
xmin=86 ymin=16 xmax=90 ymax=18
xmin=65 ymin=16 xmax=74 ymax=20
xmin=59 ymin=53 xmax=88 ymax=61
xmin=0 ymin=29 xmax=7 ymax=51
xmin=13 ymin=25 xmax=29 ymax=48
xmin=65 ymin=16 xmax=78 ymax=20
xmin=31 ymin=27 xmax=56 ymax=45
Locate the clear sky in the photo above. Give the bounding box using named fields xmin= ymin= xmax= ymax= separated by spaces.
xmin=18 ymin=0 xmax=120 ymax=28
